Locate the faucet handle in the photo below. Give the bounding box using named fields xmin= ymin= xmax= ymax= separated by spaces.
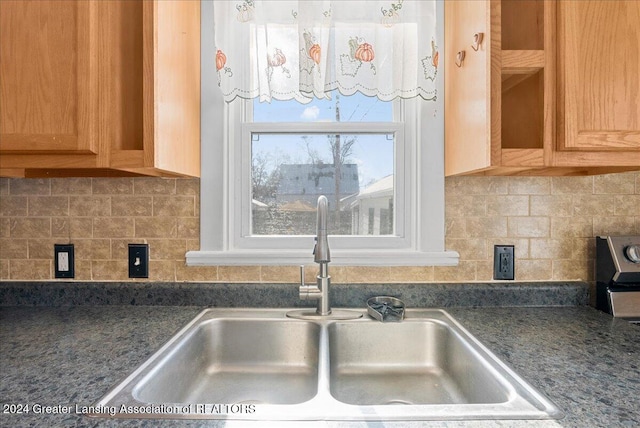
xmin=300 ymin=265 xmax=305 ymax=287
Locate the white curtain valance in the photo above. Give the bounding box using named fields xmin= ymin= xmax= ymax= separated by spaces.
xmin=213 ymin=0 xmax=438 ymax=103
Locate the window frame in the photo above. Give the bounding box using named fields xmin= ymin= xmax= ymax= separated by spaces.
xmin=186 ymin=0 xmax=458 ymax=267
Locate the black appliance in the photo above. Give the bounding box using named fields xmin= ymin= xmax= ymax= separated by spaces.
xmin=596 ymin=236 xmax=640 ymax=324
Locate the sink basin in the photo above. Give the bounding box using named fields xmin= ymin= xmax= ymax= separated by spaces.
xmin=91 ymin=308 xmax=562 ymax=421
xmin=135 ymin=318 xmax=320 ymax=405
xmin=329 ymin=321 xmax=510 ymax=406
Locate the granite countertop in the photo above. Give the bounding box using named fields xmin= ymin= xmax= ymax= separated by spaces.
xmin=0 ymin=282 xmax=639 ymax=427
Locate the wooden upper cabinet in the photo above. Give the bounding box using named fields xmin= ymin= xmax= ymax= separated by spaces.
xmin=555 ymin=0 xmax=640 ymax=167
xmin=0 ymin=0 xmax=200 ymax=178
xmin=445 ymin=0 xmax=551 ymax=176
xmin=445 ymin=0 xmax=639 ymax=176
xmin=0 ymin=1 xmax=97 ymax=159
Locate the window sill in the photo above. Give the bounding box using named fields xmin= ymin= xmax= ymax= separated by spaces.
xmin=186 ymin=249 xmax=459 ymax=266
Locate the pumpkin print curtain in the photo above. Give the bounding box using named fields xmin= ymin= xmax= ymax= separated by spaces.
xmin=213 ymin=0 xmax=438 ymax=103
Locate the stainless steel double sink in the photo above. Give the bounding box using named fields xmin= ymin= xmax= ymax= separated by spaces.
xmin=92 ymin=308 xmax=562 ymax=421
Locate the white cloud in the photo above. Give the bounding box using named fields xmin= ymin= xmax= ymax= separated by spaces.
xmin=300 ymin=105 xmax=320 ymax=121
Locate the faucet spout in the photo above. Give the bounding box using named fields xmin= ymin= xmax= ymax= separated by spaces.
xmin=314 ymin=195 xmax=330 ymax=263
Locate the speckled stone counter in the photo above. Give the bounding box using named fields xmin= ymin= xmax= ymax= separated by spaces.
xmin=0 ymin=281 xmax=589 ymax=308
xmin=1 ymin=282 xmax=638 ymax=427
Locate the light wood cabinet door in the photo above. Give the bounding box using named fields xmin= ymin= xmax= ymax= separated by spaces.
xmin=0 ymin=0 xmax=200 ymax=178
xmin=556 ymin=1 xmax=640 ymax=159
xmin=444 ymin=0 xmax=494 ymax=176
xmin=0 ymin=1 xmax=97 ymax=158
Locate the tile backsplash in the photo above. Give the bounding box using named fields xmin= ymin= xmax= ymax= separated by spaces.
xmin=1 ymin=173 xmax=638 ymax=283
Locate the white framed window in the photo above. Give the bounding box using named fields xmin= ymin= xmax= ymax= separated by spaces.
xmin=187 ymin=1 xmax=458 ymax=266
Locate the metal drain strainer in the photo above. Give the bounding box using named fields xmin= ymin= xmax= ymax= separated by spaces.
xmin=367 ymin=296 xmax=405 ymax=322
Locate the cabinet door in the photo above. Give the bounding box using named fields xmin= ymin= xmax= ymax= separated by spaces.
xmin=445 ymin=0 xmax=495 ymax=176
xmin=557 ymin=1 xmax=640 ymax=152
xmin=0 ymin=1 xmax=96 ymax=155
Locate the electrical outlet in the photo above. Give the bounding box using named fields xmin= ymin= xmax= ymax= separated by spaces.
xmin=493 ymin=245 xmax=514 ymax=280
xmin=54 ymin=244 xmax=75 ymax=278
xmin=128 ymin=244 xmax=149 ymax=278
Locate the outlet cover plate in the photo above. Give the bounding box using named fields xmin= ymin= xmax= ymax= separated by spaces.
xmin=54 ymin=244 xmax=75 ymax=279
xmin=494 ymin=245 xmax=515 ymax=280
xmin=128 ymin=244 xmax=149 ymax=278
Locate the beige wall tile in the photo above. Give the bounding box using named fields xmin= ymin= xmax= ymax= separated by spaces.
xmin=147 ymin=239 xmax=187 ymax=261
xmin=28 ymin=239 xmax=56 ymax=259
xmin=10 ymin=259 xmax=50 ymax=280
xmin=614 ymin=195 xmax=640 ymax=216
xmin=111 ymin=196 xmax=152 ymax=217
xmin=149 ymin=261 xmax=176 ymax=281
xmin=72 ymin=260 xmax=92 ymax=281
xmin=550 ymin=216 xmax=593 ymax=238
xmin=529 ymin=238 xmax=571 ymax=260
xmin=94 ymin=218 xmax=135 ymax=238
xmin=515 ymin=259 xmax=552 ymax=281
xmin=10 ymin=218 xmax=50 ymax=238
xmin=1 ymin=239 xmax=28 ymax=259
xmin=388 ymin=266 xmax=434 ymax=282
xmin=434 ymin=261 xmax=476 ymax=281
xmin=446 ymin=238 xmax=487 ymax=261
xmin=475 ymin=260 xmax=495 ymax=281
xmin=135 ymin=217 xmax=176 ymax=238
xmin=344 ymin=266 xmax=391 ymax=284
xmin=1 ymin=259 xmax=9 ymax=279
xmin=92 ymin=260 xmax=128 ymax=281
xmin=261 ymin=265 xmax=300 ymax=283
xmin=594 ymin=172 xmax=636 ymax=194
xmin=0 ymin=179 xmax=8 ymax=196
xmin=28 ymin=196 xmax=69 ymax=217
xmin=593 ymin=216 xmax=637 ymax=236
xmin=69 ymin=196 xmax=111 ymax=217
xmin=551 ymin=176 xmax=593 ymax=194
xmin=218 ymin=266 xmax=262 ymax=282
xmin=92 ymin=178 xmax=133 ymax=195
xmin=486 ymin=195 xmax=529 ymax=217
xmin=0 ymin=218 xmax=8 ymax=238
xmin=466 ymin=217 xmax=508 ymax=238
xmin=444 ymin=218 xmax=467 ymax=239
xmin=572 ymin=194 xmax=615 ymax=216
xmin=66 ymin=218 xmax=94 ymax=239
xmin=9 ymin=179 xmax=50 ymax=195
xmin=73 ymin=239 xmax=111 ymax=260
xmin=0 ymin=196 xmax=28 ymax=216
xmin=51 ymin=178 xmax=92 ymax=195
xmin=2 ymin=172 xmax=637 ymax=283
xmin=508 ymin=177 xmax=550 ymax=195
xmin=134 ymin=178 xmax=176 ymax=195
xmin=51 ymin=218 xmax=69 ymax=238
xmin=153 ymin=196 xmax=195 ymax=217
xmin=176 ymin=179 xmax=199 ymax=195
xmin=445 ymin=195 xmax=486 ymax=217
xmin=446 ymin=176 xmax=508 ymax=195
xmin=176 ymin=263 xmax=218 ymax=282
xmin=508 ymin=217 xmax=549 ymax=238
xmin=177 ymin=217 xmax=199 ymax=239
xmin=530 ymin=195 xmax=573 ymax=217
xmin=553 ymin=259 xmax=594 ymax=281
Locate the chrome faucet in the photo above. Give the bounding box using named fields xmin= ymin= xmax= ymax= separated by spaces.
xmin=299 ymin=195 xmax=332 ymax=315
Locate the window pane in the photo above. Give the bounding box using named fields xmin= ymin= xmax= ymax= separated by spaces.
xmin=253 ymin=92 xmax=392 ymax=123
xmin=251 ymin=132 xmax=394 ymax=236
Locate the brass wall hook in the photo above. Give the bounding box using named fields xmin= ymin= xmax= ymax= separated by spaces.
xmin=471 ymin=32 xmax=484 ymax=51
xmin=455 ymin=50 xmax=466 ymax=67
